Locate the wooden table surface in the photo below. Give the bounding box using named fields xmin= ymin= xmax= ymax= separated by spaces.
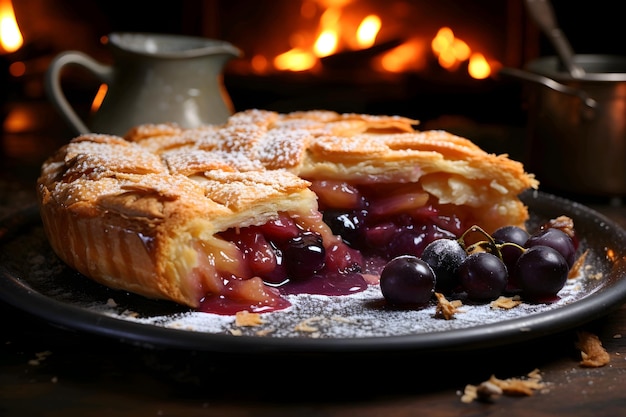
xmin=2 ymin=104 xmax=626 ymax=417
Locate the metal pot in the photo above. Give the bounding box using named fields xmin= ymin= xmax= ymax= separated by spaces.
xmin=501 ymin=54 xmax=626 ymax=197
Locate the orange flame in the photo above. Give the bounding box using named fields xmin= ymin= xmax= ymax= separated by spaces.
xmin=356 ymin=14 xmax=381 ymax=49
xmin=314 ymin=30 xmax=339 ymax=57
xmin=274 ymin=48 xmax=317 ymax=72
xmin=314 ymin=7 xmax=341 ymax=57
xmin=91 ymin=84 xmax=108 ymax=113
xmin=431 ymin=27 xmax=470 ymax=70
xmin=431 ymin=27 xmax=493 ymax=79
xmin=272 ymin=3 xmax=386 ymax=73
xmin=468 ymin=52 xmax=491 ymax=79
xmin=376 ymin=38 xmax=428 ymax=73
xmin=0 ymin=0 xmax=23 ymax=54
xmin=252 ymin=4 xmax=496 ymax=80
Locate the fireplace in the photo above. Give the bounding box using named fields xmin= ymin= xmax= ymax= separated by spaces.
xmin=2 ymin=0 xmax=625 ymax=141
xmin=203 ymin=0 xmax=535 ymax=125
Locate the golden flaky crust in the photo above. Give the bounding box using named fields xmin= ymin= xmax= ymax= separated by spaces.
xmin=37 ymin=109 xmax=538 ymax=308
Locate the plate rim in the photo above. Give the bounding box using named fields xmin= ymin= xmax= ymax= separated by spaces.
xmin=2 ymin=190 xmax=626 ymax=354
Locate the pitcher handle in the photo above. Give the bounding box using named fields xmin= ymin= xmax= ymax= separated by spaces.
xmin=45 ymin=51 xmax=113 ymax=135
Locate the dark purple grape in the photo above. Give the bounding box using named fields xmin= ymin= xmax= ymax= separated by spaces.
xmin=525 ymin=228 xmax=576 ymax=268
xmin=380 ymin=255 xmax=435 ymax=306
xmin=459 ymin=252 xmax=508 ymax=301
xmin=492 ymin=225 xmax=530 ymax=244
xmin=283 ymin=232 xmax=326 ymax=279
xmin=420 ymin=238 xmax=466 ymax=293
xmin=492 ymin=225 xmax=529 ymax=268
xmin=492 ymin=225 xmax=530 ymax=293
xmin=322 ymin=209 xmax=367 ymax=247
xmin=514 ymin=245 xmax=569 ymax=301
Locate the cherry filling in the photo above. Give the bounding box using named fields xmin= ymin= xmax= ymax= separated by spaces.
xmin=312 ymin=180 xmax=466 ymax=261
xmin=199 ymin=213 xmax=365 ymax=315
xmin=199 ymin=180 xmax=468 ymax=315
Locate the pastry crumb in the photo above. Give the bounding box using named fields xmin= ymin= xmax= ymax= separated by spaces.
xmin=583 ymin=263 xmax=603 ymax=280
xmin=544 ymin=215 xmax=575 ymax=239
xmin=576 ymin=331 xmax=610 ymax=367
xmin=28 ymin=350 xmax=52 ymax=366
xmin=294 ymin=316 xmax=323 ymax=332
xmin=475 ymin=380 xmax=503 ymax=401
xmin=568 ymin=250 xmax=588 ymax=279
xmin=122 ymin=309 xmax=139 ymax=318
xmin=235 ymin=310 xmax=264 ymax=327
xmin=255 ymin=328 xmax=275 ymax=336
xmin=461 ymin=369 xmax=546 ymax=403
xmin=330 ymin=315 xmax=354 ymax=324
xmin=434 ymin=292 xmax=462 ymax=320
xmin=461 ymin=384 xmax=478 ymax=403
xmin=490 ymin=295 xmax=522 ymax=309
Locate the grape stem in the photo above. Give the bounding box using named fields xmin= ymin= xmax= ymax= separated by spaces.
xmin=458 ymin=225 xmax=505 ymax=259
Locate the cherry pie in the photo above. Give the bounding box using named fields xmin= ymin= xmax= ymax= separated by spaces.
xmin=37 ymin=109 xmax=538 ymax=314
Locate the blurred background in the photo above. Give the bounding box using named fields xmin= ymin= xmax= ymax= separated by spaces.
xmin=1 ymin=0 xmax=624 ymax=192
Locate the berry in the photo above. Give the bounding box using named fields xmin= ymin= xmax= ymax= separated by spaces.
xmin=380 ymin=255 xmax=435 ymax=306
xmin=322 ymin=209 xmax=367 ymax=247
xmin=420 ymin=238 xmax=466 ymax=293
xmin=283 ymin=232 xmax=326 ymax=279
xmin=377 ymin=218 xmax=578 ymax=308
xmin=492 ymin=225 xmax=529 ymax=269
xmin=514 ymin=245 xmax=569 ymax=301
xmin=459 ymin=252 xmax=508 ymax=301
xmin=492 ymin=225 xmax=530 ymax=292
xmin=525 ymin=228 xmax=576 ymax=268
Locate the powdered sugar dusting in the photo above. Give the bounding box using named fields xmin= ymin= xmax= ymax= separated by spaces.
xmin=96 ymin=272 xmax=594 ymax=339
xmin=253 ymin=128 xmax=311 ymax=169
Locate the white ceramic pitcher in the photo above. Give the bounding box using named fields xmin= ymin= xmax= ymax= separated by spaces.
xmin=45 ymin=32 xmax=242 ymax=136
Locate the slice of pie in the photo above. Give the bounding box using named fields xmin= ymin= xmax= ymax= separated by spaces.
xmin=37 ymin=109 xmax=538 ymax=314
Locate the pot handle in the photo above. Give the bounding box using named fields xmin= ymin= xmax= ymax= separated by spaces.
xmin=499 ymin=67 xmax=597 ymax=115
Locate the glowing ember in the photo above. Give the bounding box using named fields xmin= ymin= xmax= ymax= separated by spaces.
xmin=376 ymin=38 xmax=428 ymax=73
xmin=7 ymin=60 xmax=24 ymax=76
xmin=274 ymin=48 xmax=317 ymax=72
xmin=251 ymin=55 xmax=270 ymax=74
